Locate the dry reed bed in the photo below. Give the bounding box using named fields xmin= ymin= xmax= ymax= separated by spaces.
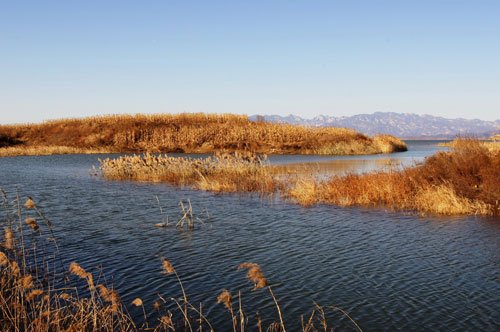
xmin=438 ymin=139 xmax=500 ymax=153
xmin=0 ymin=191 xmax=359 ymax=331
xmin=287 ymin=139 xmax=500 ymax=216
xmin=100 ymin=152 xmax=284 ymax=193
xmin=0 ymin=145 xmax=113 ymax=157
xmin=101 ymin=139 xmax=499 ymax=216
xmin=0 ymin=113 xmax=407 ymax=156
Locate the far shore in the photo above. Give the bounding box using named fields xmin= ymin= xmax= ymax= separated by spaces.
xmin=0 ymin=113 xmax=407 ymax=157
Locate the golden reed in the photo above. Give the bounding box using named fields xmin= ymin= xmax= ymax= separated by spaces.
xmin=0 ymin=113 xmax=406 ymax=156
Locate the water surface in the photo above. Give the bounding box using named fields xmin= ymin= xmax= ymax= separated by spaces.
xmin=0 ymin=141 xmax=498 ymax=331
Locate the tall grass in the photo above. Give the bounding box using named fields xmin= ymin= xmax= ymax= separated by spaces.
xmin=100 ymin=152 xmax=282 ymax=193
xmin=101 ymin=138 xmax=499 ymax=216
xmin=0 ymin=145 xmax=112 ymax=157
xmin=0 ymin=113 xmax=406 ymax=156
xmin=287 ymin=138 xmax=500 ymax=216
xmin=0 ymin=189 xmax=361 ymax=331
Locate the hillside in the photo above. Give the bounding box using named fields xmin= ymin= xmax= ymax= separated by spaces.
xmin=0 ymin=113 xmax=407 ymax=156
xmin=251 ymin=112 xmax=500 ymax=139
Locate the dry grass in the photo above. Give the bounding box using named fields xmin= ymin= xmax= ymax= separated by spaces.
xmin=101 ymin=138 xmax=498 ymax=216
xmin=287 ymin=138 xmax=500 ymax=216
xmin=0 ymin=192 xmax=135 ymax=331
xmin=438 ymin=139 xmax=500 ymax=153
xmin=100 ymin=151 xmax=282 ymax=193
xmin=0 ymin=189 xmax=361 ymax=331
xmin=0 ymin=145 xmax=112 ymax=157
xmin=0 ymin=113 xmax=406 ymax=156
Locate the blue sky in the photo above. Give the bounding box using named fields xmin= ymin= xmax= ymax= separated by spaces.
xmin=1 ymin=0 xmax=499 ymax=123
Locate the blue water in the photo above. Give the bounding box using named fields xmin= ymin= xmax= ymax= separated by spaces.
xmin=0 ymin=141 xmax=498 ymax=331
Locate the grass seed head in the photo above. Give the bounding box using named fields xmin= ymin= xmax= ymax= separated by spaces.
xmin=69 ymin=262 xmax=88 ymax=279
xmin=26 ymin=289 xmax=44 ymax=301
xmin=160 ymin=314 xmax=173 ymax=327
xmin=0 ymin=252 xmax=8 ymax=266
xmin=24 ymin=197 xmax=36 ymax=209
xmin=3 ymin=227 xmax=14 ymax=250
xmin=216 ymin=289 xmax=233 ymax=311
xmin=10 ymin=260 xmax=20 ymax=276
xmin=238 ymin=262 xmax=268 ymax=289
xmin=19 ymin=274 xmax=34 ymax=289
xmin=131 ymin=298 xmax=143 ymax=307
xmin=25 ymin=218 xmax=39 ymax=231
xmin=162 ymin=258 xmax=175 ymax=274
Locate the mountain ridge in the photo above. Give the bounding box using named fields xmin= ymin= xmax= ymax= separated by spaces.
xmin=250 ymin=112 xmax=500 ymax=139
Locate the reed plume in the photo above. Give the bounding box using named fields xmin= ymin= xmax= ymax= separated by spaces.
xmin=131 ymin=298 xmax=143 ymax=307
xmin=238 ymin=263 xmax=268 ymax=289
xmin=19 ymin=274 xmax=34 ymax=289
xmin=26 ymin=289 xmax=44 ymax=301
xmin=97 ymin=284 xmax=121 ymax=312
xmin=10 ymin=260 xmax=20 ymax=276
xmin=25 ymin=217 xmax=39 ymax=231
xmin=217 ymin=289 xmax=233 ymax=312
xmin=0 ymin=251 xmax=8 ymax=266
xmin=69 ymin=262 xmax=88 ymax=279
xmin=24 ymin=197 xmax=36 ymax=209
xmin=3 ymin=227 xmax=14 ymax=250
xmin=162 ymin=258 xmax=175 ymax=274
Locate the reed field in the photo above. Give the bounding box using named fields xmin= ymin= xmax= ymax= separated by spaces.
xmin=101 ymin=139 xmax=499 ymax=216
xmin=287 ymin=138 xmax=500 ymax=216
xmin=0 ymin=113 xmax=407 ymax=157
xmin=0 ymin=191 xmax=361 ymax=331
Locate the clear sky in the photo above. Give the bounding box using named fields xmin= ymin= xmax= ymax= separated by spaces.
xmin=1 ymin=0 xmax=499 ymax=123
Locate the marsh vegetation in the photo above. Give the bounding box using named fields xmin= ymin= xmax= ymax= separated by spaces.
xmin=101 ymin=139 xmax=499 ymax=216
xmin=0 ymin=113 xmax=406 ymax=157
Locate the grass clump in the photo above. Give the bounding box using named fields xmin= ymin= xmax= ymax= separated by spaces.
xmin=0 ymin=145 xmax=112 ymax=157
xmin=287 ymin=138 xmax=500 ymax=216
xmin=100 ymin=152 xmax=281 ymax=193
xmin=0 ymin=113 xmax=406 ymax=156
xmin=101 ymin=138 xmax=498 ymax=216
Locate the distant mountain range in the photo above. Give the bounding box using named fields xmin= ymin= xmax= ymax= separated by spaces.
xmin=250 ymin=112 xmax=500 ymax=139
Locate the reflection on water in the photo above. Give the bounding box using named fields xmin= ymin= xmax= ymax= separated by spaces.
xmin=269 ymin=140 xmax=449 ymax=177
xmin=0 ymin=141 xmax=498 ymax=331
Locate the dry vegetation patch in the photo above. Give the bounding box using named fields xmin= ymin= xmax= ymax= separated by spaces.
xmin=101 ymin=139 xmax=499 ymax=216
xmin=0 ymin=113 xmax=406 ymax=156
xmin=288 ymin=138 xmax=500 ymax=216
xmin=100 ymin=152 xmax=282 ymax=193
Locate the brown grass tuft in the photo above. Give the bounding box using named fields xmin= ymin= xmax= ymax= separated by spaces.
xmin=19 ymin=274 xmax=34 ymax=289
xmin=288 ymin=138 xmax=500 ymax=216
xmin=217 ymin=289 xmax=233 ymax=312
xmin=162 ymin=258 xmax=175 ymax=274
xmin=25 ymin=218 xmax=39 ymax=231
xmin=3 ymin=227 xmax=14 ymax=250
xmin=97 ymin=284 xmax=120 ymax=312
xmin=131 ymin=298 xmax=143 ymax=307
xmin=69 ymin=262 xmax=88 ymax=279
xmin=10 ymin=260 xmax=20 ymax=276
xmin=0 ymin=252 xmax=8 ymax=266
xmin=100 ymin=152 xmax=280 ymax=193
xmin=238 ymin=263 xmax=268 ymax=289
xmin=26 ymin=289 xmax=44 ymax=301
xmin=24 ymin=197 xmax=36 ymax=209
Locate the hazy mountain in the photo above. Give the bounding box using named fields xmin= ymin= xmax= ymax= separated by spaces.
xmin=250 ymin=112 xmax=500 ymax=139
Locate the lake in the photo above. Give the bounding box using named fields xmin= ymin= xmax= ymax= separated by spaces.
xmin=0 ymin=141 xmax=498 ymax=331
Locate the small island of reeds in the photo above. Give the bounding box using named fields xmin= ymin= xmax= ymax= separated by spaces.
xmin=101 ymin=139 xmax=500 ymax=216
xmin=0 ymin=113 xmax=406 ymax=157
